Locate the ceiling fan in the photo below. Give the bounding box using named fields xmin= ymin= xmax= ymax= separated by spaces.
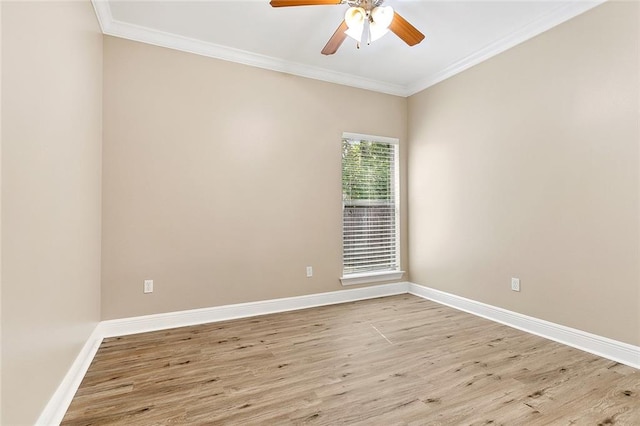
xmin=270 ymin=0 xmax=425 ymax=55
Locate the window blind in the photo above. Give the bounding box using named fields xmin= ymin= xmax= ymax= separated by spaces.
xmin=342 ymin=136 xmax=399 ymax=275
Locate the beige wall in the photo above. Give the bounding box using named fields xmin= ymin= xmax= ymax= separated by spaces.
xmin=408 ymin=1 xmax=640 ymax=346
xmin=0 ymin=2 xmax=3 ymax=421
xmin=1 ymin=1 xmax=637 ymax=421
xmin=1 ymin=2 xmax=102 ymax=424
xmin=101 ymin=36 xmax=408 ymax=320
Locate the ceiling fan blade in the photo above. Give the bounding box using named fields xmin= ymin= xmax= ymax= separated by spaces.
xmin=321 ymin=20 xmax=348 ymax=55
xmin=270 ymin=0 xmax=342 ymax=7
xmin=389 ymin=12 xmax=425 ymax=46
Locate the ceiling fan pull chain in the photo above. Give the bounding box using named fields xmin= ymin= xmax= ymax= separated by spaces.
xmin=365 ymin=13 xmax=371 ymax=46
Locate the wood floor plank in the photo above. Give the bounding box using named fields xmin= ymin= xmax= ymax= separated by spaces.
xmin=62 ymin=295 xmax=640 ymax=425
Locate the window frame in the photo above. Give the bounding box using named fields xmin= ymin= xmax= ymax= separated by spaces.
xmin=340 ymin=132 xmax=404 ymax=286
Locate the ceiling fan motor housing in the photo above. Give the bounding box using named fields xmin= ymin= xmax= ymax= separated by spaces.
xmin=347 ymin=0 xmax=385 ymax=13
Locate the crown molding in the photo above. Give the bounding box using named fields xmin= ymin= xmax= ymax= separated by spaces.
xmin=90 ymin=1 xmax=407 ymax=96
xmin=406 ymin=0 xmax=606 ymax=96
xmin=92 ymin=0 xmax=605 ymax=98
xmin=91 ymin=0 xmax=112 ymax=33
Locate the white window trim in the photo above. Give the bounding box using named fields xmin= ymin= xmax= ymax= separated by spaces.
xmin=340 ymin=270 xmax=405 ymax=286
xmin=342 ymin=132 xmax=399 ymax=145
xmin=341 ymin=132 xmax=401 ymax=282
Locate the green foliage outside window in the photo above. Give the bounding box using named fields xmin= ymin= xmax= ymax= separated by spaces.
xmin=342 ymin=139 xmax=393 ymax=202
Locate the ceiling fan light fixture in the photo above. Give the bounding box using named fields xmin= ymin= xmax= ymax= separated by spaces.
xmin=371 ymin=6 xmax=394 ymax=26
xmin=370 ymin=5 xmax=394 ymax=42
xmin=369 ymin=6 xmax=393 ymax=42
xmin=369 ymin=26 xmax=388 ymax=42
xmin=344 ymin=6 xmax=366 ymax=42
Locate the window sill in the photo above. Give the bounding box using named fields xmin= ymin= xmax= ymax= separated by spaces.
xmin=340 ymin=270 xmax=405 ymax=286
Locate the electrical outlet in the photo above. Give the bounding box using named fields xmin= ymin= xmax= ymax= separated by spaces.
xmin=144 ymin=279 xmax=153 ymax=294
xmin=511 ymin=277 xmax=520 ymax=292
xmin=306 ymin=266 xmax=313 ymax=278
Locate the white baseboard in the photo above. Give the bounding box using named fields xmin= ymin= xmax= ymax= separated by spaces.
xmin=35 ymin=326 xmax=104 ymax=426
xmin=39 ymin=280 xmax=639 ymax=425
xmin=99 ymin=282 xmax=410 ymax=338
xmin=36 ymin=282 xmax=409 ymax=425
xmin=408 ymin=283 xmax=640 ymax=370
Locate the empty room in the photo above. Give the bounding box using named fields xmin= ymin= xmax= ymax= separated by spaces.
xmin=1 ymin=0 xmax=639 ymax=424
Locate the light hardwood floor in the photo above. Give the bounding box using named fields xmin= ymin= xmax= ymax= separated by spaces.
xmin=62 ymin=295 xmax=640 ymax=425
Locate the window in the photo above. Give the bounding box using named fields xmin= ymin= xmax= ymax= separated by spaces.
xmin=341 ymin=132 xmax=403 ymax=285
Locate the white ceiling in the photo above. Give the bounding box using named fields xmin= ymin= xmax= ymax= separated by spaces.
xmin=93 ymin=0 xmax=604 ymax=96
